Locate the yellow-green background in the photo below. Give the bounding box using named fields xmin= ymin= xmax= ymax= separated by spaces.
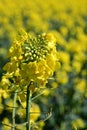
xmin=0 ymin=0 xmax=87 ymax=130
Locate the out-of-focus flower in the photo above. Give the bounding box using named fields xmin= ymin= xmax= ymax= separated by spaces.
xmin=2 ymin=118 xmax=11 ymax=130
xmin=72 ymin=118 xmax=86 ymax=129
xmin=74 ymin=79 xmax=86 ymax=94
xmin=0 ymin=89 xmax=9 ymax=99
xmin=59 ymin=51 xmax=70 ymax=64
xmin=17 ymin=102 xmax=40 ymax=123
xmin=56 ymin=70 xmax=68 ymax=84
xmin=30 ymin=103 xmax=41 ymax=123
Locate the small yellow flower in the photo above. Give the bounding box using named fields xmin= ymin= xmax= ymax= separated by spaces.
xmin=72 ymin=118 xmax=85 ymax=129
xmin=1 ymin=76 xmax=10 ymax=89
xmin=74 ymin=79 xmax=86 ymax=93
xmin=30 ymin=103 xmax=41 ymax=122
xmin=2 ymin=118 xmax=11 ymax=130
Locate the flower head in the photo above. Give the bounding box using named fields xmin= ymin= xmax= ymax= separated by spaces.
xmin=3 ymin=30 xmax=58 ymax=90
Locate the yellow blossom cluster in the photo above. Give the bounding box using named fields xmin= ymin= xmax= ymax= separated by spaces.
xmin=2 ymin=30 xmax=58 ymax=90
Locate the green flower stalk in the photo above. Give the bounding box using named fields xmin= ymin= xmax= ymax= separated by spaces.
xmin=26 ymin=82 xmax=32 ymax=130
xmin=12 ymin=90 xmax=17 ymax=130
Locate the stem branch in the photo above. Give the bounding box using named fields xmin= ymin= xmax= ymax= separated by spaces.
xmin=26 ymin=82 xmax=31 ymax=130
xmin=12 ymin=90 xmax=17 ymax=130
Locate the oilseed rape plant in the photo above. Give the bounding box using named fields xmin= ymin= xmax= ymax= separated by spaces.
xmin=0 ymin=0 xmax=87 ymax=130
xmin=1 ymin=29 xmax=59 ymax=130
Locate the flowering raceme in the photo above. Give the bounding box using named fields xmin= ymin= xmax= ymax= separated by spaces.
xmin=2 ymin=30 xmax=58 ymax=90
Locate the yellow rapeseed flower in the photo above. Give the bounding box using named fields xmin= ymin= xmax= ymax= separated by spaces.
xmin=3 ymin=30 xmax=58 ymax=90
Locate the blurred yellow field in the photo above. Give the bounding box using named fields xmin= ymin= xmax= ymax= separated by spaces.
xmin=0 ymin=0 xmax=87 ymax=130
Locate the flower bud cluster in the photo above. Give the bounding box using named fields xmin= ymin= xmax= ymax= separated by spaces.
xmin=22 ymin=34 xmax=50 ymax=62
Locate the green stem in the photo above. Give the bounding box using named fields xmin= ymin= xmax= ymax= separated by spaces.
xmin=26 ymin=82 xmax=31 ymax=130
xmin=12 ymin=90 xmax=17 ymax=130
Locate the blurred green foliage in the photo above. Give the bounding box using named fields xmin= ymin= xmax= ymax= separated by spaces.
xmin=0 ymin=0 xmax=87 ymax=130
